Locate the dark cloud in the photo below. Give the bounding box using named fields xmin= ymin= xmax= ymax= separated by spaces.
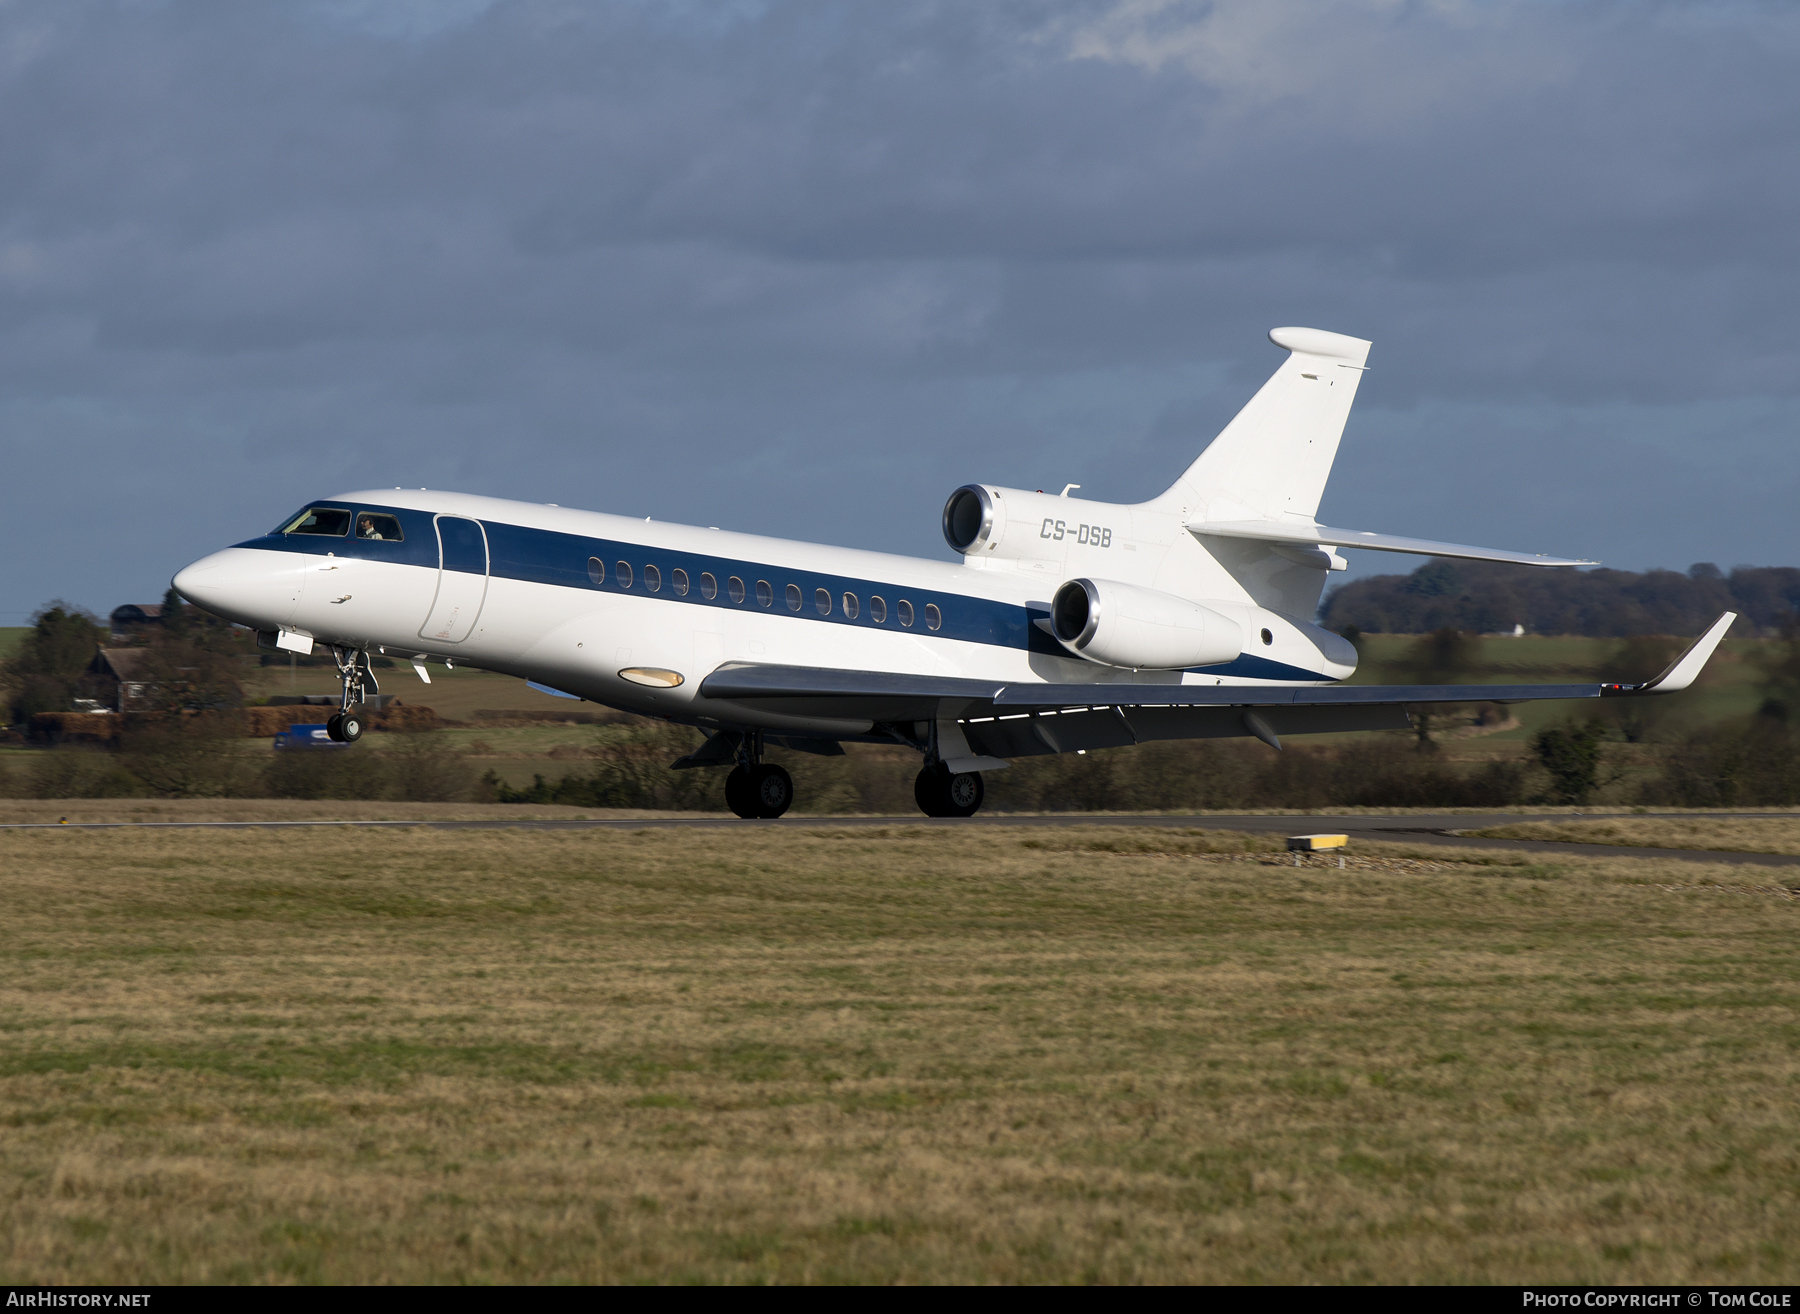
xmin=1 ymin=0 xmax=1797 ymax=618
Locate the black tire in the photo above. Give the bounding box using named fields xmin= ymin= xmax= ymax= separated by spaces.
xmin=915 ymin=764 xmax=982 ymax=818
xmin=752 ymin=764 xmax=793 ymax=819
xmin=943 ymin=768 xmax=983 ymax=818
xmin=914 ymin=765 xmax=945 ymax=816
xmin=339 ymin=711 xmax=364 ymax=743
xmin=725 ymin=766 xmax=758 ymax=819
xmin=326 ymin=712 xmax=345 ymax=742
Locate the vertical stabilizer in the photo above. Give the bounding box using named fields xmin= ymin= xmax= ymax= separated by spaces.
xmin=1157 ymin=327 xmax=1372 ymax=523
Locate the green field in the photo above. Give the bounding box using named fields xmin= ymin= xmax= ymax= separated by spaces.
xmin=0 ymin=627 xmax=29 ymax=664
xmin=1344 ymin=633 xmax=1771 ymax=745
xmin=2 ymin=818 xmax=1797 ymax=1284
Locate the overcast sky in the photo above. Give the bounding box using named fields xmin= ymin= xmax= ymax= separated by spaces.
xmin=3 ymin=0 xmax=1798 ymax=623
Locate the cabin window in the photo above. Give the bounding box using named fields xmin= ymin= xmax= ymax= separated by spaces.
xmin=869 ymin=596 xmax=887 ymax=624
xmin=755 ymin=580 xmax=773 ymax=607
xmin=816 ymin=588 xmax=831 ymax=616
xmin=702 ymin=572 xmax=719 ymax=600
xmin=786 ymin=583 xmax=802 ymax=612
xmin=279 ymin=507 xmax=351 ymax=537
xmin=616 ymin=561 xmax=633 ymax=589
xmin=587 ymin=557 xmax=604 ymax=586
xmin=897 ymin=600 xmax=915 ymax=628
xmin=644 ymin=565 xmax=661 ymax=593
xmin=672 ymin=568 xmax=689 ymax=596
xmin=1260 ymin=628 xmax=1273 ymax=646
xmin=924 ymin=603 xmax=941 ymax=631
xmin=842 ymin=593 xmax=859 ymax=620
xmin=355 ymin=513 xmax=403 ymax=542
xmin=728 ymin=576 xmax=745 ymax=604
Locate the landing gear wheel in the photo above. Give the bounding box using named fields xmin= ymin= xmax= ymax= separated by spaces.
xmin=915 ymin=764 xmax=983 ymax=818
xmin=725 ymin=766 xmax=758 ymax=819
xmin=751 ymin=764 xmax=793 ymax=819
xmin=337 ymin=709 xmax=364 ymax=743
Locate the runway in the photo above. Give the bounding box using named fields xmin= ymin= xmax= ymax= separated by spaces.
xmin=6 ymin=811 xmax=1799 ymax=869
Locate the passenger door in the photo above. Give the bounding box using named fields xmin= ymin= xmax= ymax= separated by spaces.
xmin=418 ymin=515 xmax=489 ymax=644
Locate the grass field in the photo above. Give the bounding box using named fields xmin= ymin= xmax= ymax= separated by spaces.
xmin=2 ymin=820 xmax=1798 ymax=1283
xmin=1346 ymin=634 xmax=1774 ymax=748
xmin=244 ymin=662 xmax=600 ymax=724
xmin=1472 ymin=816 xmax=1800 ymax=856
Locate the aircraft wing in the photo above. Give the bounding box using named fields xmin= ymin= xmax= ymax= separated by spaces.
xmin=1192 ymin=519 xmax=1598 ymax=567
xmin=700 ymin=664 xmax=1603 ymax=708
xmin=696 ymin=612 xmax=1735 ymax=754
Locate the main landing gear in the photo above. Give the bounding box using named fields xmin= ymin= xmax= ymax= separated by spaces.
xmin=914 ymin=762 xmax=984 ymax=818
xmin=710 ymin=725 xmax=988 ymax=820
xmin=724 ymin=732 xmax=794 ymax=819
xmin=325 ymin=646 xmax=376 ymax=743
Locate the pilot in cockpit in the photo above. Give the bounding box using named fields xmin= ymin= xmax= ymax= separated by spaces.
xmin=357 ymin=515 xmax=384 ymax=541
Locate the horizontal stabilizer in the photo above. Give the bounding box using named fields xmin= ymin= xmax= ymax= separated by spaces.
xmin=1192 ymin=520 xmax=1597 ymax=568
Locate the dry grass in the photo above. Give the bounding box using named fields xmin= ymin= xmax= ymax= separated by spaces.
xmin=1471 ymin=816 xmax=1800 ymax=856
xmin=0 ymin=799 xmax=690 ymax=826
xmin=2 ymin=823 xmax=1798 ymax=1284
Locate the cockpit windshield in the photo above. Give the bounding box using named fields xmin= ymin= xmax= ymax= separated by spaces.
xmin=277 ymin=507 xmax=352 ymax=536
xmin=354 ymin=513 xmax=403 ymax=542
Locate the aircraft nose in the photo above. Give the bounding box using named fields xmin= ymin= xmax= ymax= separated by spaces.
xmin=171 ymin=547 xmax=300 ymax=630
xmin=171 ymin=555 xmax=221 ymax=601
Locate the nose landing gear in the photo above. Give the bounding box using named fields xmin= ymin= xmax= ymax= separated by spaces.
xmin=326 ymin=708 xmax=365 ymax=743
xmin=723 ymin=731 xmax=794 ymax=819
xmin=324 ymin=646 xmax=377 ymax=743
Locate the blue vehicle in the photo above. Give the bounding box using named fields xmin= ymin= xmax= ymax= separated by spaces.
xmin=273 ymin=723 xmax=349 ymax=749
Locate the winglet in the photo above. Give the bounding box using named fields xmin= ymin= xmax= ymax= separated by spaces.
xmin=1603 ymin=611 xmax=1737 ymax=696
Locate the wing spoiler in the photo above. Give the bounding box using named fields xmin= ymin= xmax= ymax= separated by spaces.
xmin=698 ymin=612 xmax=1735 ymax=709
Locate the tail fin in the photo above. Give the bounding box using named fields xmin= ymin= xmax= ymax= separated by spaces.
xmin=1156 ymin=327 xmax=1371 ymax=522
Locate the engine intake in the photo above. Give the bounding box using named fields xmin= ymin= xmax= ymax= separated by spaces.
xmin=1051 ymin=578 xmax=1243 ymax=670
xmin=942 ymin=485 xmax=994 ymax=553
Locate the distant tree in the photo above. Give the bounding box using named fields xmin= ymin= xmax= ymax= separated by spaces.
xmin=1321 ymin=559 xmax=1800 ymax=636
xmin=133 ymin=636 xmax=244 ymax=712
xmin=1532 ymin=720 xmax=1607 ymax=804
xmin=1406 ymin=560 xmax=1464 ymax=598
xmin=116 ymin=715 xmax=249 ymax=798
xmin=1598 ymin=634 xmax=1684 ymax=742
xmin=3 ymin=601 xmax=106 ymax=724
xmin=1400 ymin=627 xmax=1474 ymax=749
xmin=161 ymin=585 xmax=191 ymax=640
xmin=1752 ymin=613 xmax=1800 ymax=721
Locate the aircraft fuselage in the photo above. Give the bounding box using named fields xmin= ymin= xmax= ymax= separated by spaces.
xmin=174 ymin=488 xmax=1355 ymax=739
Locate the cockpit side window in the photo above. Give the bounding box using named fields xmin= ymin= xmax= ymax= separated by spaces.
xmin=278 ymin=507 xmax=351 ymax=536
xmin=354 ymin=513 xmax=404 ymax=542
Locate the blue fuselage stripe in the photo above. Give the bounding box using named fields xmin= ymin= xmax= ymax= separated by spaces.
xmin=236 ymin=501 xmax=1330 ymax=683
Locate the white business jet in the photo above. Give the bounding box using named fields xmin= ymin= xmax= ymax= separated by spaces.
xmin=172 ymin=327 xmax=1734 ymax=819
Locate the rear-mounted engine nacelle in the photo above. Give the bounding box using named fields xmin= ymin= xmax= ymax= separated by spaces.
xmin=943 ymin=483 xmax=1123 ymax=560
xmin=1051 ymin=578 xmax=1243 ymax=670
